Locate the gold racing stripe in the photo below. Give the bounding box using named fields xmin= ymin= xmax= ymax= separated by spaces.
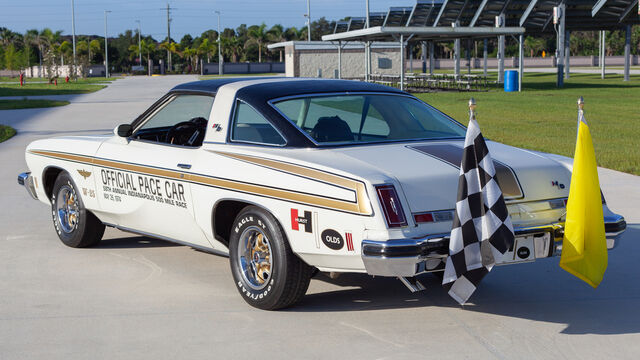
xmin=29 ymin=149 xmax=372 ymax=215
xmin=213 ymin=151 xmax=372 ymax=216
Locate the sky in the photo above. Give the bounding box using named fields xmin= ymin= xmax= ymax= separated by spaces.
xmin=1 ymin=0 xmax=413 ymax=40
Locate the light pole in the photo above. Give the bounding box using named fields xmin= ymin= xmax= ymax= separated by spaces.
xmin=104 ymin=10 xmax=111 ymax=78
xmin=215 ymin=11 xmax=223 ymax=76
xmin=306 ymin=0 xmax=311 ymax=41
xmin=135 ymin=20 xmax=142 ymax=68
xmin=71 ymin=0 xmax=76 ymax=73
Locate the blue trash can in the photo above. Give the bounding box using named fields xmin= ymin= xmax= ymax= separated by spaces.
xmin=504 ymin=70 xmax=518 ymax=92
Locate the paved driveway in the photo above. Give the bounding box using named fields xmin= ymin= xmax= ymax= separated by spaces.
xmin=1 ymin=75 xmax=639 ymax=359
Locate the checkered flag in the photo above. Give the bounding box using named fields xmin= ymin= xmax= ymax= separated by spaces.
xmin=442 ymin=98 xmax=515 ymax=305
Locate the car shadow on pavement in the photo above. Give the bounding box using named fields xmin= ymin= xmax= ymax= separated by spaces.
xmin=293 ymin=225 xmax=640 ymax=335
xmin=96 ymin=235 xmax=183 ymax=249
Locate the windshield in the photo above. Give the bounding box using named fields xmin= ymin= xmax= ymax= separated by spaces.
xmin=272 ymin=94 xmax=466 ymax=144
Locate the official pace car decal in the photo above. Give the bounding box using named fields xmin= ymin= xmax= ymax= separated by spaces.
xmin=28 ymin=150 xmax=373 ymax=215
xmin=345 ymin=232 xmax=354 ymax=252
xmin=100 ymin=168 xmax=188 ymax=208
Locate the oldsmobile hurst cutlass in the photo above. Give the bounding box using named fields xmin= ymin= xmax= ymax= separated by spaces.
xmin=18 ymin=78 xmax=626 ymax=309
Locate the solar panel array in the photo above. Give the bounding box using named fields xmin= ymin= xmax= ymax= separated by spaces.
xmin=332 ymin=0 xmax=639 ymax=34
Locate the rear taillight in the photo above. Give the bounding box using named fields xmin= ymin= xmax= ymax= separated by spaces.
xmin=376 ymin=185 xmax=407 ymax=228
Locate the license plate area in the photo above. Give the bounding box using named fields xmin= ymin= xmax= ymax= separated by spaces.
xmin=498 ymin=232 xmax=551 ymax=264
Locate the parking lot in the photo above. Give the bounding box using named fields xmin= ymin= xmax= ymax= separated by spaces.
xmin=1 ymin=76 xmax=639 ymax=360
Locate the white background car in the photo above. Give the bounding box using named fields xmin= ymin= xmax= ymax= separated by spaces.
xmin=18 ymin=78 xmax=626 ymax=309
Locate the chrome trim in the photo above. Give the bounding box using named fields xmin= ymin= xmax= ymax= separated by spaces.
xmin=361 ymin=216 xmax=626 ymax=277
xmin=17 ymin=172 xmax=38 ymax=200
xmin=266 ymin=92 xmax=467 ymax=147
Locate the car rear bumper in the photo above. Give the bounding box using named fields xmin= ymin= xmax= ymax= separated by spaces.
xmin=361 ymin=213 xmax=626 ymax=277
xmin=17 ymin=172 xmax=38 ymax=200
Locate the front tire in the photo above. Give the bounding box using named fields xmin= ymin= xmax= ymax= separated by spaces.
xmin=229 ymin=206 xmax=312 ymax=310
xmin=51 ymin=172 xmax=105 ymax=248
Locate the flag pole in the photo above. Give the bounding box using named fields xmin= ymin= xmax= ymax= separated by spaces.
xmin=577 ymin=96 xmax=584 ymax=140
xmin=469 ymin=97 xmax=476 ymax=121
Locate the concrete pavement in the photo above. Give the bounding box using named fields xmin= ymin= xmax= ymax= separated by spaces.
xmin=1 ymin=75 xmax=639 ymax=360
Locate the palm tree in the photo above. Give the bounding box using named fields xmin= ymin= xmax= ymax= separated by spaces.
xmin=221 ymin=36 xmax=242 ymax=63
xmin=247 ymin=23 xmax=269 ymax=63
xmin=140 ymin=39 xmax=156 ymax=75
xmin=268 ymin=24 xmax=286 ymax=62
xmin=198 ymin=38 xmax=216 ymax=63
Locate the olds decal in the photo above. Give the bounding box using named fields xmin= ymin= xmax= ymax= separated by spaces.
xmin=291 ymin=208 xmax=313 ymax=233
xmin=321 ymin=229 xmax=344 ymax=250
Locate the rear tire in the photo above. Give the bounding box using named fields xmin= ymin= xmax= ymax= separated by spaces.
xmin=51 ymin=172 xmax=105 ymax=248
xmin=229 ymin=206 xmax=312 ymax=310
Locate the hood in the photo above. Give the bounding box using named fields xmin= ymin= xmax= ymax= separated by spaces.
xmin=327 ymin=140 xmax=571 ymax=213
xmin=27 ymin=134 xmax=111 ymax=157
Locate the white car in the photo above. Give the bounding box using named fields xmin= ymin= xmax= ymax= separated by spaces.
xmin=18 ymin=78 xmax=626 ymax=309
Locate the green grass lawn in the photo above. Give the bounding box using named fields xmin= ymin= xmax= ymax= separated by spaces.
xmin=0 ymin=77 xmax=113 ymax=96
xmin=413 ymin=72 xmax=640 ymax=175
xmin=0 ymin=125 xmax=16 ymax=143
xmin=0 ymin=99 xmax=70 ymax=110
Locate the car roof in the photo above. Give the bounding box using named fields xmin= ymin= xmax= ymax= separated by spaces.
xmin=171 ymin=77 xmax=406 ymax=99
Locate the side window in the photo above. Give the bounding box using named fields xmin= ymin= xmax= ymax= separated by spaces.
xmin=231 ymin=102 xmax=286 ymax=146
xmin=134 ymin=94 xmax=214 ymax=147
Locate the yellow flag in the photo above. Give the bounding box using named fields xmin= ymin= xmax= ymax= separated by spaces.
xmin=559 ymin=112 xmax=608 ymax=288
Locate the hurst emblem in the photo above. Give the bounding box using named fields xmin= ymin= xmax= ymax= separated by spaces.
xmin=77 ymin=169 xmax=92 ymax=179
xmin=291 ymin=208 xmax=312 ymax=233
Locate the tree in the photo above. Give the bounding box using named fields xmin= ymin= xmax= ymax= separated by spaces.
xmin=221 ymin=35 xmax=242 ymax=62
xmin=247 ymin=23 xmax=269 ymax=62
xmin=198 ymin=38 xmax=216 ymax=63
xmin=268 ymin=24 xmax=286 ymax=62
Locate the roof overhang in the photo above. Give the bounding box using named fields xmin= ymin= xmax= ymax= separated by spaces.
xmin=322 ymin=25 xmax=525 ymax=42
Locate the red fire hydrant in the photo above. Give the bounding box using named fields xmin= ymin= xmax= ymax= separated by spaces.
xmin=54 ymin=78 xmax=58 ymax=86
xmin=65 ymin=76 xmax=69 ymax=83
xmin=19 ymin=73 xmax=24 ymax=86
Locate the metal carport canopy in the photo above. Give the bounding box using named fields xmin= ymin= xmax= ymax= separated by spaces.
xmin=322 ymin=25 xmax=524 ymax=42
xmin=322 ymin=26 xmax=525 ymax=91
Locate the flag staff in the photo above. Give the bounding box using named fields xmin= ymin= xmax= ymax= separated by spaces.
xmin=577 ymin=96 xmax=584 ymax=139
xmin=469 ymin=97 xmax=476 ymax=119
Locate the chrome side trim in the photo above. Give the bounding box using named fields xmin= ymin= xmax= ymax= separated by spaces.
xmin=18 ymin=172 xmax=38 ymax=200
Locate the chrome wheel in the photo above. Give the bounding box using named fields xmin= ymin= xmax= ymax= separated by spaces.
xmin=237 ymin=226 xmax=273 ymax=290
xmin=55 ymin=185 xmax=79 ymax=234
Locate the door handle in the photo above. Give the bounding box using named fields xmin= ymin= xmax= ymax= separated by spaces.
xmin=177 ymin=163 xmax=192 ymax=169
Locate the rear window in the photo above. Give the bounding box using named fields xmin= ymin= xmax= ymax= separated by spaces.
xmin=272 ymin=94 xmax=465 ymax=144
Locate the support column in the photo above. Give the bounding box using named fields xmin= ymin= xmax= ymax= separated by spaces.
xmin=467 ymin=39 xmax=471 ymax=75
xmin=624 ymin=25 xmax=631 ymax=82
xmin=601 ymin=30 xmax=606 ymax=79
xmin=422 ymin=41 xmax=427 ymax=73
xmin=338 ymin=41 xmax=342 ymax=79
xmin=483 ymin=38 xmax=488 ymax=77
xmin=565 ymin=30 xmax=570 ymax=80
xmin=518 ymin=34 xmax=524 ymax=92
xmin=400 ymin=34 xmax=405 ymax=91
xmin=454 ymin=38 xmax=460 ymax=77
xmin=364 ymin=42 xmax=369 ymax=81
xmin=409 ymin=42 xmax=413 ymax=73
xmin=454 ymin=22 xmax=460 ymax=78
xmin=497 ymin=14 xmax=505 ymax=84
xmin=429 ymin=41 xmax=434 ymax=76
xmin=556 ymin=3 xmax=565 ymax=88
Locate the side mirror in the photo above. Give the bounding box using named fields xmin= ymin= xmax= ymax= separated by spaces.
xmin=114 ymin=124 xmax=132 ymax=138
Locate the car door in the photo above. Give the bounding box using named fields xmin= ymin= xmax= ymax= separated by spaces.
xmin=94 ymin=93 xmax=214 ymax=248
